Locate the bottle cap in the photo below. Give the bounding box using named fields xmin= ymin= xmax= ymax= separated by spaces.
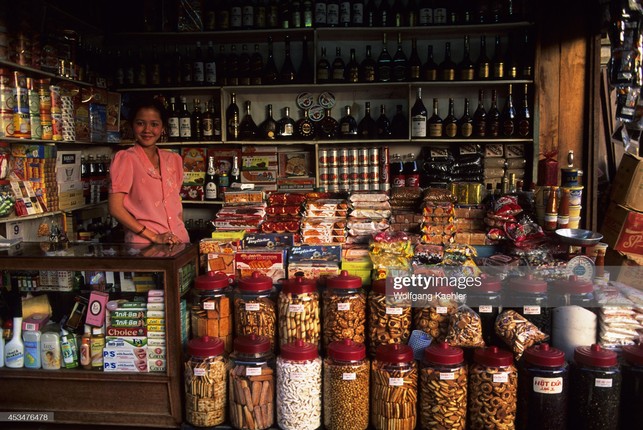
xmin=280 ymin=339 xmax=318 ymax=361
xmin=326 ymin=270 xmax=362 ymax=290
xmin=476 ymin=275 xmax=502 ymax=293
xmin=508 ymin=275 xmax=547 ymax=293
xmin=327 ymin=339 xmax=366 ymax=362
xmin=233 ymin=334 xmax=271 ymax=354
xmin=281 ymin=276 xmax=317 ymax=295
xmin=549 ymin=275 xmax=593 ymax=295
xmin=195 ymin=271 xmax=230 ymax=291
xmin=473 ymin=346 xmax=514 ymax=367
xmin=574 ymin=344 xmax=617 ymax=368
xmin=523 ymin=343 xmax=566 ymax=367
xmin=623 ymin=344 xmax=643 ymax=366
xmin=423 ymin=342 xmax=464 ymax=366
xmin=188 ymin=336 xmax=224 ymax=358
xmin=375 ymin=344 xmax=414 ymax=363
xmin=238 ymin=272 xmax=273 ymax=292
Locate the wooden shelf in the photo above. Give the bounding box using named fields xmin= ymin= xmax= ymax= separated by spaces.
xmin=0 ymin=202 xmax=108 ymax=225
xmin=0 ymin=60 xmax=94 ymax=87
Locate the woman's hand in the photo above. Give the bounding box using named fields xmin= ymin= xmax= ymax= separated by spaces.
xmin=153 ymin=231 xmax=180 ymax=245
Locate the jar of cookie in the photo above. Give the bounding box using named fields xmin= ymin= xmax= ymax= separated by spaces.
xmin=466 ymin=275 xmax=502 ymax=346
xmin=191 ymin=271 xmax=233 ymax=352
xmin=420 ymin=342 xmax=467 ymax=430
xmin=322 ymin=270 xmax=366 ymax=351
xmin=233 ymin=272 xmax=278 ymax=350
xmin=278 ymin=276 xmax=320 ymax=348
xmin=506 ymin=275 xmax=551 ymax=337
xmin=468 ymin=346 xmax=517 ymax=430
xmin=413 ymin=285 xmax=458 ymax=342
xmin=367 ymin=279 xmax=412 ymax=357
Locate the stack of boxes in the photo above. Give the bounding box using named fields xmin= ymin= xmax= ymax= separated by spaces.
xmin=180 ymin=147 xmax=206 ymax=201
xmin=9 ymin=144 xmax=55 ymax=213
xmin=241 ymin=145 xmax=278 ymax=192
xmin=147 ymin=290 xmax=167 ymax=372
xmin=56 ymin=150 xmax=83 ymax=211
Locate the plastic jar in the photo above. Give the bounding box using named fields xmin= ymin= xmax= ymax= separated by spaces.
xmin=323 ymin=339 xmax=370 ymax=430
xmin=517 ymin=343 xmax=569 ymax=430
xmin=506 ymin=275 xmax=551 ymax=336
xmin=413 ymin=286 xmax=458 ymax=342
xmin=549 ymin=275 xmax=596 ymax=308
xmin=468 ymin=346 xmax=518 ymax=429
xmin=233 ymin=272 xmax=277 ymax=349
xmin=571 ymin=344 xmax=621 ymax=430
xmin=620 ymin=344 xmax=643 ymax=428
xmin=420 ymin=342 xmax=467 ymax=430
xmin=276 ymin=340 xmax=322 ymax=430
xmin=184 ymin=336 xmax=227 ymax=427
xmin=191 ymin=271 xmax=232 ymax=352
xmin=371 ymin=344 xmax=417 ymax=430
xmin=466 ymin=275 xmax=502 ymax=346
xmin=322 ymin=270 xmax=366 ymax=351
xmin=278 ymin=276 xmax=320 ymax=348
xmin=229 ymin=334 xmax=275 ymax=430
xmin=367 ymin=279 xmax=412 ymax=356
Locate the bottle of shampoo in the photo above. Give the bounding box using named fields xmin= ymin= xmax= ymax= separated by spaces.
xmin=23 ymin=329 xmax=42 ymax=369
xmin=60 ymin=327 xmax=79 ymax=369
xmin=0 ymin=336 xmax=5 ymax=367
xmin=41 ymin=331 xmax=61 ymax=370
xmin=80 ymin=325 xmax=92 ymax=370
xmin=4 ymin=317 xmax=24 ymax=368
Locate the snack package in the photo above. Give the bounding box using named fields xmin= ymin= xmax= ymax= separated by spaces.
xmin=495 ymin=310 xmax=549 ymax=359
xmin=445 ymin=305 xmax=486 ymax=348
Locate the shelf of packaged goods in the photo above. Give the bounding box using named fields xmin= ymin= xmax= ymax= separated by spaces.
xmin=0 ymin=136 xmax=115 ymax=146
xmin=182 ymin=200 xmax=224 ymax=205
xmin=223 ymin=80 xmax=533 ymax=92
xmin=410 ymin=138 xmax=533 ymax=143
xmin=0 ymin=202 xmax=108 ymax=224
xmin=0 ymin=60 xmax=94 ymax=87
xmin=153 ymin=140 xmax=224 ymax=146
xmin=109 ymin=27 xmax=315 ymax=44
xmin=154 ymin=140 xmax=317 ymax=146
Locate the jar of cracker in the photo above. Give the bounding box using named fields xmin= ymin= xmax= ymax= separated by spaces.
xmin=367 ymin=279 xmax=412 ymax=357
xmin=278 ymin=276 xmax=320 ymax=348
xmin=322 ymin=271 xmax=366 ymax=352
xmin=466 ymin=275 xmax=502 ymax=346
xmin=185 ymin=336 xmax=227 ymax=427
xmin=506 ymin=275 xmax=551 ymax=336
xmin=191 ymin=271 xmax=232 ymax=352
xmin=233 ymin=272 xmax=277 ymax=350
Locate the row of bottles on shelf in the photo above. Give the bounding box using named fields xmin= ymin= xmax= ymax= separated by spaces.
xmin=204 ymin=155 xmax=241 ymax=201
xmin=166 ymin=97 xmax=222 ymax=142
xmin=80 ymin=154 xmax=111 ymax=203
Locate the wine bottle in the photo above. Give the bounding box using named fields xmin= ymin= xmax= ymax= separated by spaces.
xmin=167 ymin=97 xmax=180 ymax=142
xmin=238 ymin=44 xmax=251 ymax=85
xmin=407 ymin=0 xmax=419 ymax=26
xmin=473 ymin=89 xmax=487 ymax=137
xmin=317 ymin=108 xmax=339 ymax=139
xmin=501 ymin=84 xmax=516 ymax=137
xmin=263 ymin=37 xmax=279 ymax=84
xmin=280 ymin=36 xmax=297 ymax=83
xmin=332 ymin=47 xmax=346 ymax=82
xmin=339 ymin=105 xmax=358 ymax=138
xmin=492 ymin=35 xmax=505 ymax=79
xmin=345 ymin=48 xmax=360 ymax=83
xmin=315 ymin=0 xmax=328 ymax=27
xmin=408 ymin=38 xmax=422 ymax=81
xmin=352 ymin=0 xmax=364 ymax=26
xmin=231 ymin=3 xmax=243 ymax=28
xmin=433 ymin=0 xmax=447 ymax=24
xmin=339 ymin=0 xmax=351 ymax=26
xmin=218 ymin=0 xmax=231 ymax=29
xmin=149 ymin=45 xmax=161 ymax=86
xmin=259 ymin=103 xmax=277 ymax=139
xmin=240 ymin=100 xmax=259 ymax=140
xmin=378 ymin=0 xmax=391 ymax=27
xmin=205 ymin=41 xmax=217 ymax=85
xmin=216 ymin=45 xmax=227 ymax=86
xmin=458 ymin=98 xmax=473 ymax=138
xmin=295 ymin=109 xmax=316 ymax=139
xmin=419 ymin=0 xmax=433 ymax=25
xmin=360 ymin=45 xmax=377 ymax=82
xmin=250 ymin=44 xmax=264 ymax=85
xmin=230 ymin=155 xmax=241 ymax=183
xmin=422 ymin=45 xmax=438 ymax=81
xmin=443 ymin=98 xmax=458 ymax=138
xmin=268 ymin=0 xmax=280 ymax=28
xmin=204 ymin=156 xmax=218 ymax=201
xmin=376 ymin=104 xmax=392 ymax=138
xmin=279 ymin=0 xmax=290 ymax=28
xmin=364 ymin=0 xmax=377 ymax=26
xmin=227 ymin=44 xmax=239 ymax=86
xmin=411 ymin=87 xmax=428 ymax=138
xmin=327 ymin=0 xmax=340 ymax=27
xmin=377 ymin=33 xmax=392 ymax=82
xmin=392 ymin=0 xmax=406 ymax=27
xmin=317 ymin=47 xmax=331 ymax=83
xmin=476 ymin=35 xmax=491 ymax=80
xmin=179 ymin=96 xmax=192 ymax=141
xmin=517 ymin=84 xmax=531 ymax=137
xmin=191 ymin=99 xmax=203 ymax=141
xmin=427 ymin=98 xmax=443 ymax=137
xmin=391 ymin=104 xmax=408 ymax=138
xmin=298 ymin=36 xmax=314 ymax=83
xmin=202 ymin=100 xmax=215 ymax=141
xmin=256 ymin=0 xmax=268 ymax=28
xmin=392 ymin=33 xmax=408 ymax=82
xmin=193 ymin=41 xmax=205 ymax=85
xmin=520 ymin=31 xmax=533 ymax=79
xmin=291 ymin=0 xmax=302 ymax=27
xmin=135 ymin=48 xmax=148 ymax=87
xmin=439 ymin=42 xmax=456 ymax=81
xmin=487 ymin=89 xmax=500 ymax=137
xmin=357 ymin=101 xmax=377 ymax=139
xmin=505 ymin=34 xmax=519 ymax=79
xmin=226 ymin=93 xmax=240 ymax=141
xmin=277 ymin=107 xmax=296 ymax=139
xmin=476 ymin=0 xmax=489 ymax=23
xmin=459 ymin=35 xmax=475 ymax=80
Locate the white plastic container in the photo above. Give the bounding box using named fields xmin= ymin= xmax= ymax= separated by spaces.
xmin=41 ymin=331 xmax=61 ymax=370
xmin=23 ymin=329 xmax=42 ymax=369
xmin=0 ymin=336 xmax=5 ymax=367
xmin=5 ymin=317 xmax=24 ymax=368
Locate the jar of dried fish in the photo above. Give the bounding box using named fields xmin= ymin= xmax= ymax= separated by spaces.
xmin=191 ymin=271 xmax=233 ymax=352
xmin=233 ymin=272 xmax=277 ymax=350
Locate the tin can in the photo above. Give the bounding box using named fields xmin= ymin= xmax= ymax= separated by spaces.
xmin=41 ymin=115 xmax=52 ymax=140
xmin=328 ymin=149 xmax=339 ymax=167
xmin=319 ymin=166 xmax=329 ymax=182
xmin=369 ymin=164 xmax=380 ymax=183
xmin=371 ymin=182 xmax=380 ymax=191
xmin=358 ymin=148 xmax=369 ymax=166
xmin=379 ymin=146 xmax=390 ymax=165
xmin=12 ymin=112 xmax=31 ymax=138
xmin=28 ymin=88 xmax=40 ymax=115
xmin=38 ymin=79 xmax=51 ymax=113
xmin=328 ymin=166 xmax=339 ymax=183
xmin=380 ymin=181 xmax=390 ymax=192
xmin=51 ymin=112 xmax=63 ymax=141
xmin=368 ymin=147 xmax=379 ymax=165
xmin=339 ymin=149 xmax=349 ymax=166
xmin=319 ymin=149 xmax=328 ymax=167
xmin=468 ymin=183 xmax=484 ymax=205
xmin=328 ymin=183 xmax=340 ymax=192
xmin=14 ymin=87 xmax=29 ymax=114
xmin=30 ymin=115 xmax=42 ymax=140
xmin=339 ymin=182 xmax=350 ymax=192
xmin=349 ymin=148 xmax=359 ymax=165
xmin=358 ymin=166 xmax=369 ymax=183
xmin=0 ymin=110 xmax=14 ymax=137
xmin=50 ymin=85 xmax=62 ymax=114
xmin=561 ymin=168 xmax=580 ymax=187
xmin=380 ymin=162 xmax=390 ymax=184
xmin=359 ymin=182 xmax=370 ymax=191
xmin=339 ymin=166 xmax=350 ymax=182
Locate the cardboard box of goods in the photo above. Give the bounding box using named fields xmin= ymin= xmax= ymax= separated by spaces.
xmin=89 ymin=103 xmax=107 ymax=143
xmin=235 ymin=250 xmax=285 ymax=283
xmin=180 ymin=184 xmax=204 ymax=201
xmin=610 ymin=152 xmax=643 ymax=212
xmin=601 ymin=202 xmax=643 ymax=256
xmin=58 ymin=190 xmax=84 ymax=210
xmin=504 ymin=143 xmax=525 ymax=158
xmin=279 ymin=152 xmax=311 ymax=177
xmin=11 ymin=144 xmax=56 ymax=159
xmin=277 ymin=177 xmax=316 ymax=190
xmin=204 ymin=253 xmax=235 ymax=277
xmin=289 ymin=245 xmax=342 ymax=263
xmin=604 ymin=249 xmax=643 ymax=290
xmin=244 ymin=233 xmax=296 ymax=249
xmin=58 ymin=180 xmax=83 ymax=193
xmin=484 ymin=143 xmax=504 ymax=158
xmin=206 ymin=147 xmax=242 ymax=175
xmin=74 ymin=96 xmax=91 ymax=143
xmin=242 ymin=153 xmax=278 ymax=171
xmin=181 ymin=147 xmax=206 ymax=185
xmin=240 ymin=170 xmax=277 ymax=183
xmin=147 ymin=359 xmax=166 ymax=372
xmin=106 ymin=326 xmax=147 ymax=337
xmin=55 ymin=151 xmax=82 ymax=183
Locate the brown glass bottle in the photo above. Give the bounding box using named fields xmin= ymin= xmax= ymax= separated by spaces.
xmin=279 ymin=36 xmax=297 ymax=83
xmin=295 ymin=110 xmax=316 ymax=139
xmin=226 ymin=93 xmax=240 ymax=141
xmin=439 ymin=42 xmax=456 ymax=81
xmin=408 ymin=38 xmax=422 ymax=81
xmin=259 ymin=104 xmax=277 ymax=140
xmin=227 ymin=45 xmax=239 ymax=86
xmin=492 ymin=35 xmax=505 ymax=80
xmin=358 ymin=102 xmax=377 ymax=139
xmin=238 ymin=44 xmax=251 ymax=85
xmin=345 ymin=48 xmax=360 ymax=83
xmin=443 ymin=98 xmax=458 ymax=138
xmin=422 ymin=45 xmax=438 ymax=81
xmin=427 ymin=98 xmax=443 ymax=138
xmin=250 ymin=44 xmax=263 ymax=85
xmin=458 ymin=98 xmax=473 ymax=138
xmin=359 ymin=45 xmax=376 ymax=82
xmin=298 ymin=36 xmax=314 ymax=84
xmin=517 ymin=84 xmax=531 ymax=137
xmin=263 ymin=37 xmax=279 ymax=84
xmin=501 ymin=84 xmax=516 ymax=137
xmin=339 ymin=105 xmax=358 ymax=139
xmin=202 ymin=100 xmax=215 ymax=141
xmin=239 ymin=100 xmax=259 ymax=140
xmin=317 ymin=108 xmax=339 ymax=139
xmin=459 ymin=35 xmax=475 ymax=81
xmin=487 ymin=89 xmax=501 ymax=137
xmin=317 ymin=47 xmax=331 ymax=83
xmin=476 ymin=35 xmax=491 ymax=80
xmin=191 ymin=99 xmax=203 ymax=141
xmin=473 ymin=89 xmax=487 ymax=138
xmin=331 ymin=47 xmax=346 ymax=82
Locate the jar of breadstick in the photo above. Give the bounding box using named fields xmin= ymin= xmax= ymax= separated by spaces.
xmin=367 ymin=279 xmax=412 ymax=357
xmin=278 ymin=275 xmax=320 ymax=348
xmin=371 ymin=343 xmax=418 ymax=430
xmin=234 ymin=272 xmax=278 ymax=350
xmin=322 ymin=270 xmax=366 ymax=352
xmin=229 ymin=334 xmax=276 ymax=430
xmin=191 ymin=271 xmax=233 ymax=352
xmin=185 ymin=336 xmax=227 ymax=427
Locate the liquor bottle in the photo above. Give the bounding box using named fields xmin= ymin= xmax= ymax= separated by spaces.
xmin=360 ymin=45 xmax=377 ymax=82
xmin=492 ymin=35 xmax=504 ymax=79
xmin=213 ymin=103 xmax=222 ymax=139
xmin=226 ymin=93 xmax=240 ymax=141
xmin=315 ymin=0 xmax=327 ymax=26
xmin=280 ymin=36 xmax=297 ymax=83
xmin=191 ymin=99 xmax=203 ymax=141
xmin=411 ymin=87 xmax=428 ymax=138
xmin=256 ymin=0 xmax=268 ymax=28
xmin=259 ymin=104 xmax=277 ymax=139
xmin=392 ymin=33 xmax=408 ymax=82
xmin=298 ymin=36 xmax=314 ymax=83
xmin=377 ymin=0 xmax=391 ymax=27
xmin=268 ymin=0 xmax=280 ymax=28
xmin=391 ymin=104 xmax=408 ymax=138
xmin=317 ymin=47 xmax=331 ymax=83
xmin=243 ymin=0 xmax=255 ymax=28
xmin=168 ymin=45 xmax=181 ymax=86
xmin=263 ymin=37 xmax=279 ymax=84
xmin=473 ymin=89 xmax=487 ymax=137
xmin=476 ymin=0 xmax=489 ymax=23
xmin=422 ymin=45 xmax=438 ymax=81
xmin=357 ymin=102 xmax=377 ymax=139
xmin=364 ymin=0 xmax=377 ymax=26
xmin=202 ymin=100 xmax=215 ymax=141
xmin=339 ymin=0 xmax=351 ymax=26
xmin=443 ymin=98 xmax=458 ymax=138
xmin=204 ymin=156 xmax=218 ymax=201
xmin=345 ymin=48 xmax=360 ymax=83
xmin=423 ymin=98 xmax=440 ymax=139
xmin=302 ymin=0 xmax=313 ymax=27
xmin=193 ymin=41 xmax=205 ymax=85
xmin=459 ymin=0 xmax=473 ymax=24
xmin=487 ymin=89 xmax=500 ymax=137
xmin=218 ymin=0 xmax=231 ymax=29
xmin=205 ymin=41 xmax=217 ymax=85
xmin=433 ymin=0 xmax=447 ymax=24
xmin=392 ymin=0 xmax=406 ymax=26
xmin=317 ymin=108 xmax=339 ymax=139
xmin=520 ymin=31 xmax=533 ymax=79
xmin=476 ymin=35 xmax=491 ymax=80
xmin=179 ymin=97 xmax=192 ymax=140
xmin=407 ymin=0 xmax=419 ymax=26
xmin=240 ymin=100 xmax=259 ymax=140
xmin=167 ymin=97 xmax=180 ymax=142
xmin=490 ymin=0 xmax=502 ymax=23
xmin=227 ymin=45 xmax=239 ymax=86
xmin=517 ymin=84 xmax=531 ymax=137
xmin=439 ymin=42 xmax=456 ymax=81
xmin=250 ymin=44 xmax=264 ymax=85
xmin=280 ymin=0 xmax=291 ymax=27
xmin=501 ymin=84 xmax=516 ymax=137
xmin=230 ymin=155 xmax=241 ymax=184
xmin=390 ymin=153 xmax=405 ymax=188
xmin=182 ymin=46 xmax=193 ymax=85
xmin=327 ymin=0 xmax=340 ymax=26
xmin=404 ymin=153 xmax=420 ymax=187
xmin=376 ymin=34 xmax=392 ymax=82
xmin=149 ymin=46 xmax=161 ymax=86
xmin=238 ymin=44 xmax=251 ymax=85
xmin=331 ymin=47 xmax=346 ymax=82
xmin=216 ymin=45 xmax=227 ymax=86
xmin=458 ymin=98 xmax=473 ymax=138
xmin=231 ymin=3 xmax=243 ymax=29
xmin=376 ymin=104 xmax=392 ymax=138
xmin=459 ymin=35 xmax=475 ymax=80
xmin=135 ymin=49 xmax=148 ymax=87
xmin=505 ymin=34 xmax=519 ymax=79
xmin=339 ymin=105 xmax=358 ymax=138
xmin=352 ymin=0 xmax=364 ymax=26
xmin=408 ymin=38 xmax=422 ymax=81
xmin=295 ymin=110 xmax=316 ymax=139
xmin=277 ymin=107 xmax=296 ymax=139
xmin=419 ymin=0 xmax=433 ymax=25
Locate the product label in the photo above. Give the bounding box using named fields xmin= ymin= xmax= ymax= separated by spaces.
xmin=595 ymin=378 xmax=613 ymax=388
xmin=194 ymin=367 xmax=206 ymax=377
xmin=493 ymin=372 xmax=509 ymax=383
xmin=337 ymin=302 xmax=351 ymax=311
xmin=389 ymin=377 xmax=404 ymax=386
xmin=429 ymin=123 xmax=443 ymax=137
xmin=411 ymin=115 xmax=427 ymax=138
xmin=327 ymin=4 xmax=339 ymax=25
xmin=168 ymin=118 xmax=180 ymax=138
xmin=179 ymin=118 xmax=192 ymax=138
xmin=246 ymin=367 xmax=262 ymax=376
xmin=440 ymin=372 xmax=455 ymax=380
xmin=205 ymin=62 xmax=217 ymax=84
xmin=386 ymin=307 xmax=403 ymax=315
xmin=478 ymin=305 xmax=493 ymax=314
xmin=291 ymin=372 xmax=306 ymax=380
xmin=436 ymin=306 xmax=448 ymax=314
xmin=419 ymin=8 xmax=433 ymax=25
xmin=533 ymin=377 xmax=563 ymax=394
xmin=342 ymin=372 xmax=356 ymax=380
xmin=203 ymin=301 xmax=215 ymax=310
xmin=315 ymin=3 xmax=327 ymax=24
xmin=461 ymin=122 xmax=473 ymax=137
xmin=289 ymin=304 xmax=305 ymax=313
xmin=523 ymin=305 xmax=541 ymax=315
xmin=445 ymin=123 xmax=458 ymax=137
xmin=245 ymin=303 xmax=261 ymax=311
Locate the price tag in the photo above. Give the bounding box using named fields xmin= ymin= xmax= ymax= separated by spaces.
xmin=246 ymin=367 xmax=262 ymax=376
xmin=337 ymin=303 xmax=350 ymax=311
xmin=386 ymin=307 xmax=403 ymax=315
xmin=533 ymin=377 xmax=563 ymax=394
xmin=523 ymin=305 xmax=541 ymax=315
xmin=493 ymin=373 xmax=509 ymax=383
xmin=203 ymin=302 xmax=215 ymax=310
xmin=291 ymin=372 xmax=306 ymax=380
xmin=194 ymin=367 xmax=206 ymax=377
xmin=342 ymin=373 xmax=356 ymax=380
xmin=289 ymin=304 xmax=305 ymax=313
xmin=245 ymin=303 xmax=261 ymax=311
xmin=478 ymin=305 xmax=493 ymax=314
xmin=595 ymin=378 xmax=613 ymax=388
xmin=439 ymin=372 xmax=455 ymax=380
xmin=436 ymin=306 xmax=448 ymax=314
xmin=8 ymin=221 xmax=23 ymax=241
xmin=389 ymin=377 xmax=404 ymax=386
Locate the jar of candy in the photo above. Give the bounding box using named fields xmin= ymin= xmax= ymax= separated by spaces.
xmin=190 ymin=271 xmax=232 ymax=352
xmin=233 ymin=272 xmax=277 ymax=349
xmin=278 ymin=276 xmax=320 ymax=348
xmin=621 ymin=344 xmax=643 ymax=428
xmin=367 ymin=279 xmax=412 ymax=356
xmin=322 ymin=271 xmax=366 ymax=351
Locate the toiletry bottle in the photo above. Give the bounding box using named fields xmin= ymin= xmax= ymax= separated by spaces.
xmin=80 ymin=325 xmax=92 ymax=370
xmin=90 ymin=327 xmax=105 ymax=370
xmin=60 ymin=327 xmax=79 ymax=369
xmin=5 ymin=317 xmax=24 ymax=368
xmin=41 ymin=331 xmax=61 ymax=370
xmin=23 ymin=328 xmax=42 ymax=369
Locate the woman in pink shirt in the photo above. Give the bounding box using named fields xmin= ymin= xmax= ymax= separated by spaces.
xmin=109 ymin=99 xmax=189 ymax=244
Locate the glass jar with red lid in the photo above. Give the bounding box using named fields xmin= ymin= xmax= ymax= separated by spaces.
xmin=233 ymin=271 xmax=277 ymax=349
xmin=549 ymin=275 xmax=596 ymax=308
xmin=620 ymin=344 xmax=643 ymax=429
xmin=191 ymin=271 xmax=232 ymax=352
xmin=413 ymin=285 xmax=458 ymax=342
xmin=420 ymin=342 xmax=467 ymax=429
xmin=505 ymin=274 xmax=551 ymax=336
xmin=278 ymin=275 xmax=320 ymax=348
xmin=367 ymin=278 xmax=412 ymax=356
xmin=322 ymin=270 xmax=366 ymax=351
xmin=466 ymin=274 xmax=503 ymax=346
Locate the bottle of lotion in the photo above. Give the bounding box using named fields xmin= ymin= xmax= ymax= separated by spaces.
xmin=90 ymin=327 xmax=105 ymax=370
xmin=60 ymin=327 xmax=79 ymax=369
xmin=80 ymin=325 xmax=92 ymax=370
xmin=41 ymin=331 xmax=61 ymax=370
xmin=4 ymin=317 xmax=24 ymax=368
xmin=23 ymin=328 xmax=42 ymax=369
xmin=0 ymin=335 xmax=5 ymax=367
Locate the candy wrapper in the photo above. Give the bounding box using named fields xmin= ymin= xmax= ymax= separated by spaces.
xmin=495 ymin=310 xmax=549 ymax=360
xmin=445 ymin=305 xmax=486 ymax=348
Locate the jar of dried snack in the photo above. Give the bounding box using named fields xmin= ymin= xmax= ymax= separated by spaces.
xmin=185 ymin=336 xmax=227 ymax=428
xmin=506 ymin=275 xmax=551 ymax=336
xmin=323 ymin=339 xmax=370 ymax=430
xmin=420 ymin=342 xmax=467 ymax=429
xmin=621 ymin=344 xmax=643 ymax=428
xmin=413 ymin=286 xmax=458 ymax=342
xmin=229 ymin=334 xmax=275 ymax=430
xmin=571 ymin=344 xmax=621 ymax=430
xmin=549 ymin=275 xmax=596 ymax=308
xmin=276 ymin=339 xmax=322 ymax=430
xmin=322 ymin=271 xmax=366 ymax=351
xmin=234 ymin=272 xmax=277 ymax=349
xmin=367 ymin=279 xmax=412 ymax=357
xmin=278 ymin=276 xmax=320 ymax=348
xmin=468 ymin=346 xmax=517 ymax=430
xmin=191 ymin=271 xmax=233 ymax=352
xmin=517 ymin=343 xmax=569 ymax=430
xmin=466 ymin=275 xmax=502 ymax=346
xmin=371 ymin=344 xmax=417 ymax=430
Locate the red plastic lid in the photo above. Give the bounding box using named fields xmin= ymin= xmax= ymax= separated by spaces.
xmin=195 ymin=271 xmax=229 ymax=291
xmin=473 ymin=346 xmax=514 ymax=367
xmin=188 ymin=336 xmax=224 ymax=357
xmin=523 ymin=343 xmax=566 ymax=367
xmin=238 ymin=272 xmax=273 ymax=292
xmin=623 ymin=344 xmax=643 ymax=366
xmin=233 ymin=334 xmax=271 ymax=354
xmin=550 ymin=275 xmax=593 ymax=295
xmin=327 ymin=338 xmax=366 ymax=362
xmin=375 ymin=343 xmax=414 ymax=363
xmin=574 ymin=344 xmax=617 ymax=367
xmin=280 ymin=339 xmax=319 ymax=361
xmin=372 ymin=279 xmax=387 ymax=294
xmin=509 ymin=275 xmax=547 ymax=294
xmin=477 ymin=275 xmax=502 ymax=293
xmin=327 ymin=270 xmax=363 ymax=289
xmin=423 ymin=342 xmax=464 ymax=366
xmin=282 ymin=276 xmax=317 ymax=295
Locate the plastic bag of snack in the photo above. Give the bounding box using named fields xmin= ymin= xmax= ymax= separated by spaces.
xmin=445 ymin=305 xmax=486 ymax=348
xmin=495 ymin=310 xmax=549 ymax=359
xmin=423 ymin=188 xmax=456 ymax=203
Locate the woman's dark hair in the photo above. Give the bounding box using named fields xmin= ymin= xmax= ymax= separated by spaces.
xmin=128 ymin=98 xmax=169 ymax=127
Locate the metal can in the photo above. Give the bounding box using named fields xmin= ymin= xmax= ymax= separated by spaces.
xmin=379 ymin=146 xmax=390 ymax=165
xmin=339 ymin=148 xmax=349 ymax=166
xmin=0 ymin=80 xmax=13 ymax=111
xmin=328 ymin=149 xmax=339 ymax=167
xmin=28 ymin=87 xmax=39 ymax=115
xmin=50 ymin=85 xmax=62 ymax=114
xmin=51 ymin=112 xmax=63 ymax=141
xmin=328 ymin=166 xmax=339 ymax=183
xmin=14 ymin=87 xmax=29 ymax=114
xmin=380 ymin=181 xmax=390 ymax=192
xmin=319 ymin=166 xmax=329 ymax=182
xmin=12 ymin=112 xmax=31 ymax=138
xmin=371 ymin=182 xmax=380 ymax=191
xmin=37 ymin=79 xmax=51 ymax=114
xmin=349 ymin=148 xmax=359 ymax=165
xmin=368 ymin=164 xmax=380 ymax=183
xmin=30 ymin=115 xmax=42 ymax=140
xmin=368 ymin=147 xmax=379 ymax=165
xmin=41 ymin=115 xmax=52 ymax=140
xmin=358 ymin=148 xmax=369 ymax=166
xmin=319 ymin=149 xmax=328 ymax=167
xmin=0 ymin=110 xmax=14 ymax=137
xmin=359 ymin=182 xmax=371 ymax=191
xmin=381 ymin=162 xmax=390 ymax=184
xmin=358 ymin=166 xmax=369 ymax=183
xmin=328 ymin=183 xmax=340 ymax=193
xmin=339 ymin=181 xmax=350 ymax=192
xmin=339 ymin=166 xmax=350 ymax=182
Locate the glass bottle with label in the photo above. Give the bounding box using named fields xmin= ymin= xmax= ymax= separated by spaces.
xmin=428 ymin=98 xmax=443 ymax=138
xmin=317 ymin=108 xmax=339 ymax=139
xmin=352 ymin=0 xmax=364 ymax=26
xmin=473 ymin=89 xmax=487 ymax=137
xmin=345 ymin=48 xmax=360 ymax=83
xmin=295 ymin=109 xmax=316 ymax=139
xmin=193 ymin=41 xmax=205 ymax=85
xmin=339 ymin=0 xmax=351 ymax=26
xmin=408 ymin=38 xmax=421 ymax=81
xmin=458 ymin=98 xmax=473 ymax=138
xmin=359 ymin=45 xmax=376 ymax=82
xmin=250 ymin=43 xmax=263 ymax=85
xmin=377 ymin=33 xmax=392 ymax=82
xmin=390 ymin=104 xmax=408 ymax=138
xmin=167 ymin=97 xmax=180 ymax=141
xmin=179 ymin=96 xmax=192 ymax=141
xmin=364 ymin=0 xmax=377 ymax=26
xmin=411 ymin=87 xmax=428 ymax=138
xmin=263 ymin=37 xmax=278 ymax=84
xmin=357 ymin=102 xmax=377 ymax=139
xmin=439 ymin=42 xmax=456 ymax=81
xmin=191 ymin=99 xmax=203 ymax=141
xmin=315 ymin=0 xmax=327 ymax=27
xmin=422 ymin=45 xmax=438 ymax=81
xmin=226 ymin=93 xmax=240 ymax=141
xmin=317 ymin=47 xmax=331 ymax=83
xmin=492 ymin=35 xmax=505 ymax=79
xmin=339 ymin=105 xmax=358 ymax=139
xmin=238 ymin=44 xmax=251 ymax=85
xmin=377 ymin=0 xmax=391 ymax=26
xmin=331 ymin=47 xmax=346 ymax=82
xmin=205 ymin=41 xmax=217 ymax=85
xmin=298 ymin=36 xmax=314 ymax=83
xmin=501 ymin=84 xmax=516 ymax=137
xmin=392 ymin=33 xmax=408 ymax=81
xmin=204 ymin=156 xmax=218 ymax=201
xmin=230 ymin=155 xmax=241 ymax=184
xmin=376 ymin=104 xmax=392 ymax=138
xmin=477 ymin=35 xmax=491 ymax=80
xmin=327 ymin=0 xmax=340 ymax=26
xmin=459 ymin=35 xmax=475 ymax=80
xmin=239 ymin=100 xmax=258 ymax=140
xmin=280 ymin=36 xmax=297 ymax=83
xmin=259 ymin=104 xmax=277 ymax=140
xmin=277 ymin=107 xmax=295 ymax=139
xmin=517 ymin=84 xmax=531 ymax=137
xmin=443 ymin=98 xmax=458 ymax=138
xmin=487 ymin=89 xmax=501 ymax=137
xmin=202 ymin=100 xmax=214 ymax=141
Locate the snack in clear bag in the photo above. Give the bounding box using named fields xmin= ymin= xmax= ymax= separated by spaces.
xmin=445 ymin=305 xmax=486 ymax=348
xmin=495 ymin=310 xmax=549 ymax=359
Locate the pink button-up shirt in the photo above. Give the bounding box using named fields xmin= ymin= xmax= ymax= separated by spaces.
xmin=110 ymin=145 xmax=189 ymax=243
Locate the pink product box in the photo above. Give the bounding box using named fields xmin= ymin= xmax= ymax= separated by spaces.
xmin=86 ymin=291 xmax=109 ymax=327
xmin=23 ymin=313 xmax=50 ymax=331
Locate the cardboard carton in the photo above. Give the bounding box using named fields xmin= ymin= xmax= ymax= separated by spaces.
xmin=601 ymin=202 xmax=643 ymax=255
xmin=610 ymin=152 xmax=643 ymax=212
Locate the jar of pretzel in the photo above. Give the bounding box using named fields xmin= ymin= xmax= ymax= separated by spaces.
xmin=233 ymin=272 xmax=277 ymax=350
